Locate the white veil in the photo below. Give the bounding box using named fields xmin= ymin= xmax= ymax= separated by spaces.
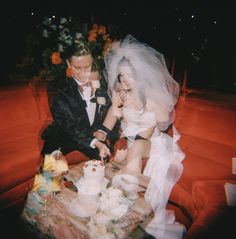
xmin=103 ymin=34 xmax=180 ymax=129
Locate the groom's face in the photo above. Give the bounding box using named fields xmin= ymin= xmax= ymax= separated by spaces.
xmin=69 ymin=54 xmax=92 ymax=83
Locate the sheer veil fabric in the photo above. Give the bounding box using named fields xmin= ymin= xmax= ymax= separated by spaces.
xmin=104 ymin=34 xmax=179 ymax=130
xmin=104 ymin=35 xmax=186 ymax=238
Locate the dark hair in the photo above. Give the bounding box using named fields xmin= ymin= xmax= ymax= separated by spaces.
xmin=114 ymin=57 xmax=147 ymax=111
xmin=63 ymin=41 xmax=92 ymax=61
xmin=91 ymin=59 xmax=101 ymax=72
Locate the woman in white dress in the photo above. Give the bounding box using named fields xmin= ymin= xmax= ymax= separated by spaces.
xmin=95 ymin=35 xmax=186 ymax=239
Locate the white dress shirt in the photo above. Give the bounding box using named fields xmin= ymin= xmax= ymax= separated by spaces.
xmin=74 ymin=78 xmax=98 ymax=148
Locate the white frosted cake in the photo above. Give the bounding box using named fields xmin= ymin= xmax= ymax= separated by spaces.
xmin=71 ymin=160 xmax=106 ymax=217
xmin=71 ymin=176 xmax=101 ymax=217
xmin=83 ymin=160 xmax=105 ymax=184
xmin=76 ymin=177 xmax=101 ymax=197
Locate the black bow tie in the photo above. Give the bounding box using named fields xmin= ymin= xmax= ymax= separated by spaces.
xmin=90 ymin=97 xmax=96 ymax=103
xmin=81 ymin=98 xmax=96 ymax=108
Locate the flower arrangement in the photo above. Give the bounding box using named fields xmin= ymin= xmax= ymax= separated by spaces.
xmin=31 ymin=153 xmax=69 ymax=196
xmin=88 ymin=185 xmax=129 ymax=239
xmin=18 ymin=16 xmax=117 ymax=80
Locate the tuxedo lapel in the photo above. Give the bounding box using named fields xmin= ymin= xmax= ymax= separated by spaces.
xmin=92 ymin=103 xmax=99 ymax=127
xmin=66 ymin=78 xmax=102 ymax=128
xmin=67 ymin=78 xmax=91 ymax=125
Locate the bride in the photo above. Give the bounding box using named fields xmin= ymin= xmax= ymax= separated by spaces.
xmin=95 ymin=35 xmax=186 ymax=239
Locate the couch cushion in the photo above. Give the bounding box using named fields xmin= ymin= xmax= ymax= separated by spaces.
xmin=175 ymin=97 xmax=236 ymax=149
xmin=177 ymin=152 xmax=236 ymax=193
xmin=178 ymin=134 xmax=235 ymax=168
xmin=0 ymin=123 xmax=43 ymax=144
xmin=192 ymin=180 xmax=236 ymax=213
xmin=65 ymin=150 xmax=90 ymax=165
xmin=0 ymin=178 xmax=34 ymax=210
xmin=0 ymin=135 xmax=41 ymax=194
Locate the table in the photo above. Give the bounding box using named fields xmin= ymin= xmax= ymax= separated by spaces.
xmin=21 ymin=162 xmax=153 ymax=239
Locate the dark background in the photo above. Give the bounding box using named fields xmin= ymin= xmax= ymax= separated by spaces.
xmin=0 ymin=0 xmax=236 ymax=90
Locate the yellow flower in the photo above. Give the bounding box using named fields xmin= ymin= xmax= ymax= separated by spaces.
xmin=43 ymin=154 xmax=56 ymax=171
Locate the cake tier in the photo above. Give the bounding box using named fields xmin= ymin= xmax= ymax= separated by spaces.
xmin=83 ymin=160 xmax=105 ymax=184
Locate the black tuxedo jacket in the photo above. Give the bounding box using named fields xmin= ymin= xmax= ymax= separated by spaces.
xmin=41 ymin=76 xmax=116 ymax=155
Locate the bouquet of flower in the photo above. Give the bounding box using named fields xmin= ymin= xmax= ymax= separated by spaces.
xmin=18 ymin=16 xmax=117 ymax=80
xmin=88 ymin=185 xmax=130 ymax=239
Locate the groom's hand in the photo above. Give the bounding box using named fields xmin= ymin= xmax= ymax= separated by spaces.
xmin=95 ymin=141 xmax=111 ymax=161
xmin=93 ymin=130 xmax=107 ymax=142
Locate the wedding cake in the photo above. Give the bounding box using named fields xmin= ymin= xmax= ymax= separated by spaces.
xmin=71 ymin=160 xmax=106 ymax=217
xmin=83 ymin=160 xmax=105 ymax=184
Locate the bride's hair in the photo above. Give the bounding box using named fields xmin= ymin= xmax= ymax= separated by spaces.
xmin=114 ymin=56 xmax=147 ymax=111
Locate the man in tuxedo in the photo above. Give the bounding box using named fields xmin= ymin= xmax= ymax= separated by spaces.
xmin=41 ymin=42 xmax=119 ymax=160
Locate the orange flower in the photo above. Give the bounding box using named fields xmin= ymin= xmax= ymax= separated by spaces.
xmin=88 ymin=30 xmax=97 ymax=43
xmin=66 ymin=67 xmax=73 ymax=77
xmin=91 ymin=24 xmax=99 ymax=31
xmin=98 ymin=25 xmax=106 ymax=35
xmin=103 ymin=34 xmax=109 ymax=41
xmin=51 ymin=52 xmax=62 ymax=65
xmin=103 ymin=42 xmax=112 ymax=56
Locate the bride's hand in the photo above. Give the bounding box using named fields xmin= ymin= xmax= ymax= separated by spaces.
xmin=112 ymin=90 xmax=123 ymax=107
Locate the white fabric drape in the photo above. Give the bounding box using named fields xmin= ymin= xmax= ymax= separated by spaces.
xmin=121 ymin=108 xmax=186 ymax=239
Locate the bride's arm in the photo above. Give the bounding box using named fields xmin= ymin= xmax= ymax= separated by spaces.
xmin=94 ymin=90 xmax=122 ymax=141
xmin=100 ymin=90 xmax=122 ymax=131
xmin=94 ymin=105 xmax=120 ymax=141
xmin=103 ymin=106 xmax=119 ymax=131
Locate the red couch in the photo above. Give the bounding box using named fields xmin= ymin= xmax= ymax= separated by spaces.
xmin=0 ymin=82 xmax=236 ymax=238
xmin=168 ymin=91 xmax=236 ymax=238
xmin=0 ymin=82 xmax=89 ymax=215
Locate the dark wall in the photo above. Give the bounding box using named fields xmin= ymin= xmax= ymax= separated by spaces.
xmin=0 ymin=0 xmax=235 ymax=91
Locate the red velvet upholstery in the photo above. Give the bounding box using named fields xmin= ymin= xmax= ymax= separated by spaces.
xmin=0 ymin=83 xmax=89 ymax=212
xmin=170 ymin=94 xmax=236 ymax=238
xmin=192 ymin=180 xmax=235 ymax=212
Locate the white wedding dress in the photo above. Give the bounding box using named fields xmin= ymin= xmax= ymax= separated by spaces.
xmin=121 ymin=107 xmax=186 ymax=239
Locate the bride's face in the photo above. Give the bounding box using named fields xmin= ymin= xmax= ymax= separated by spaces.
xmin=118 ymin=65 xmax=137 ymax=89
xmin=115 ymin=82 xmax=139 ymax=108
xmin=115 ymin=83 xmax=130 ymax=106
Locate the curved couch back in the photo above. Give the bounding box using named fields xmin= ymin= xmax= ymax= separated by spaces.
xmin=174 ymin=93 xmax=236 ymax=193
xmin=0 ymin=82 xmax=52 ymax=211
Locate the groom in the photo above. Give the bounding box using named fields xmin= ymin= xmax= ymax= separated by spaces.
xmin=41 ymin=42 xmax=119 ymax=160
